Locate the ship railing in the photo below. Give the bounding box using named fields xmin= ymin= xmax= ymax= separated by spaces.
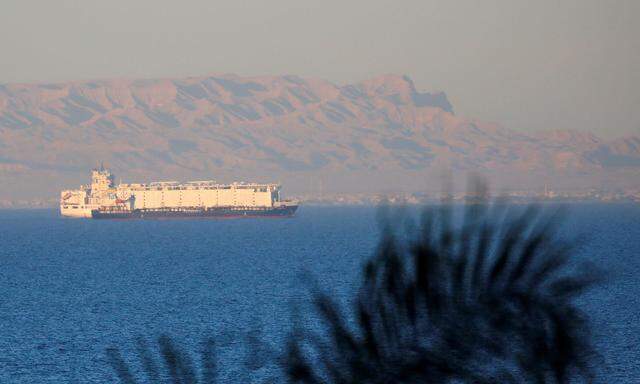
xmin=121 ymin=183 xmax=280 ymax=190
xmin=185 ymin=180 xmax=218 ymax=185
xmin=149 ymin=181 xmax=180 ymax=186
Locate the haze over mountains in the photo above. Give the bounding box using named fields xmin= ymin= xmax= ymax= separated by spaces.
xmin=0 ymin=74 xmax=639 ymax=201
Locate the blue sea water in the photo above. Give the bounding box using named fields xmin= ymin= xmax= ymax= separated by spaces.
xmin=0 ymin=204 xmax=638 ymax=383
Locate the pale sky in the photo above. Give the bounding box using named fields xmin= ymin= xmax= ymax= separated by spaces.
xmin=1 ymin=0 xmax=638 ymax=138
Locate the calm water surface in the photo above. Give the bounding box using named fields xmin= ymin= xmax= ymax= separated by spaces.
xmin=0 ymin=205 xmax=638 ymax=383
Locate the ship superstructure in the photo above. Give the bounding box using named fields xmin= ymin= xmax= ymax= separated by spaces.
xmin=60 ymin=167 xmax=298 ymax=219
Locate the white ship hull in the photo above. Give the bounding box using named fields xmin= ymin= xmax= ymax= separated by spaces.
xmin=60 ymin=205 xmax=96 ymax=218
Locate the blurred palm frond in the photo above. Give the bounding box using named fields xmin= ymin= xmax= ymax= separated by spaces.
xmin=106 ymin=335 xmax=217 ymax=384
xmin=284 ymin=201 xmax=601 ymax=383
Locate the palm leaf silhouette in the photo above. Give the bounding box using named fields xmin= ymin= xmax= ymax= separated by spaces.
xmin=107 ymin=335 xmax=217 ymax=384
xmin=284 ymin=201 xmax=600 ymax=383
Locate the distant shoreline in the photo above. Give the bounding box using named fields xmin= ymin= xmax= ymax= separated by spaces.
xmin=1 ymin=199 xmax=637 ymax=211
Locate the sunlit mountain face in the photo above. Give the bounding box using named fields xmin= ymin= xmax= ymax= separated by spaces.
xmin=0 ymin=74 xmax=639 ymax=200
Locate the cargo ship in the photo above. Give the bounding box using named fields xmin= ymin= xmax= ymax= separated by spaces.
xmin=60 ymin=167 xmax=298 ymax=219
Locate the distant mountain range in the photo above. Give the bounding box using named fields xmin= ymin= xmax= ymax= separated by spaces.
xmin=0 ymin=73 xmax=638 ymax=201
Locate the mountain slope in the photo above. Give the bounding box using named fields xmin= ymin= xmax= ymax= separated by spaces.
xmin=0 ymin=74 xmax=638 ymax=200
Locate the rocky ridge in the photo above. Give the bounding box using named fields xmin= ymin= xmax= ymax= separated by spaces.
xmin=0 ymin=74 xmax=638 ymax=200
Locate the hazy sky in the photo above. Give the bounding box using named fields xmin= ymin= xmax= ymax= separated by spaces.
xmin=1 ymin=0 xmax=638 ymax=137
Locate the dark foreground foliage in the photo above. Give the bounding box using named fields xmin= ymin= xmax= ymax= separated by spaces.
xmin=107 ymin=336 xmax=218 ymax=383
xmin=108 ymin=200 xmax=601 ymax=384
xmin=285 ymin=202 xmax=600 ymax=384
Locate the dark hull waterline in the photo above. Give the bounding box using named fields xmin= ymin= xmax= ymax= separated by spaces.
xmin=91 ymin=205 xmax=298 ymax=219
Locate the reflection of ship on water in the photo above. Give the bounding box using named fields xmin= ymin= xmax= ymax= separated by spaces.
xmin=60 ymin=167 xmax=298 ymax=219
